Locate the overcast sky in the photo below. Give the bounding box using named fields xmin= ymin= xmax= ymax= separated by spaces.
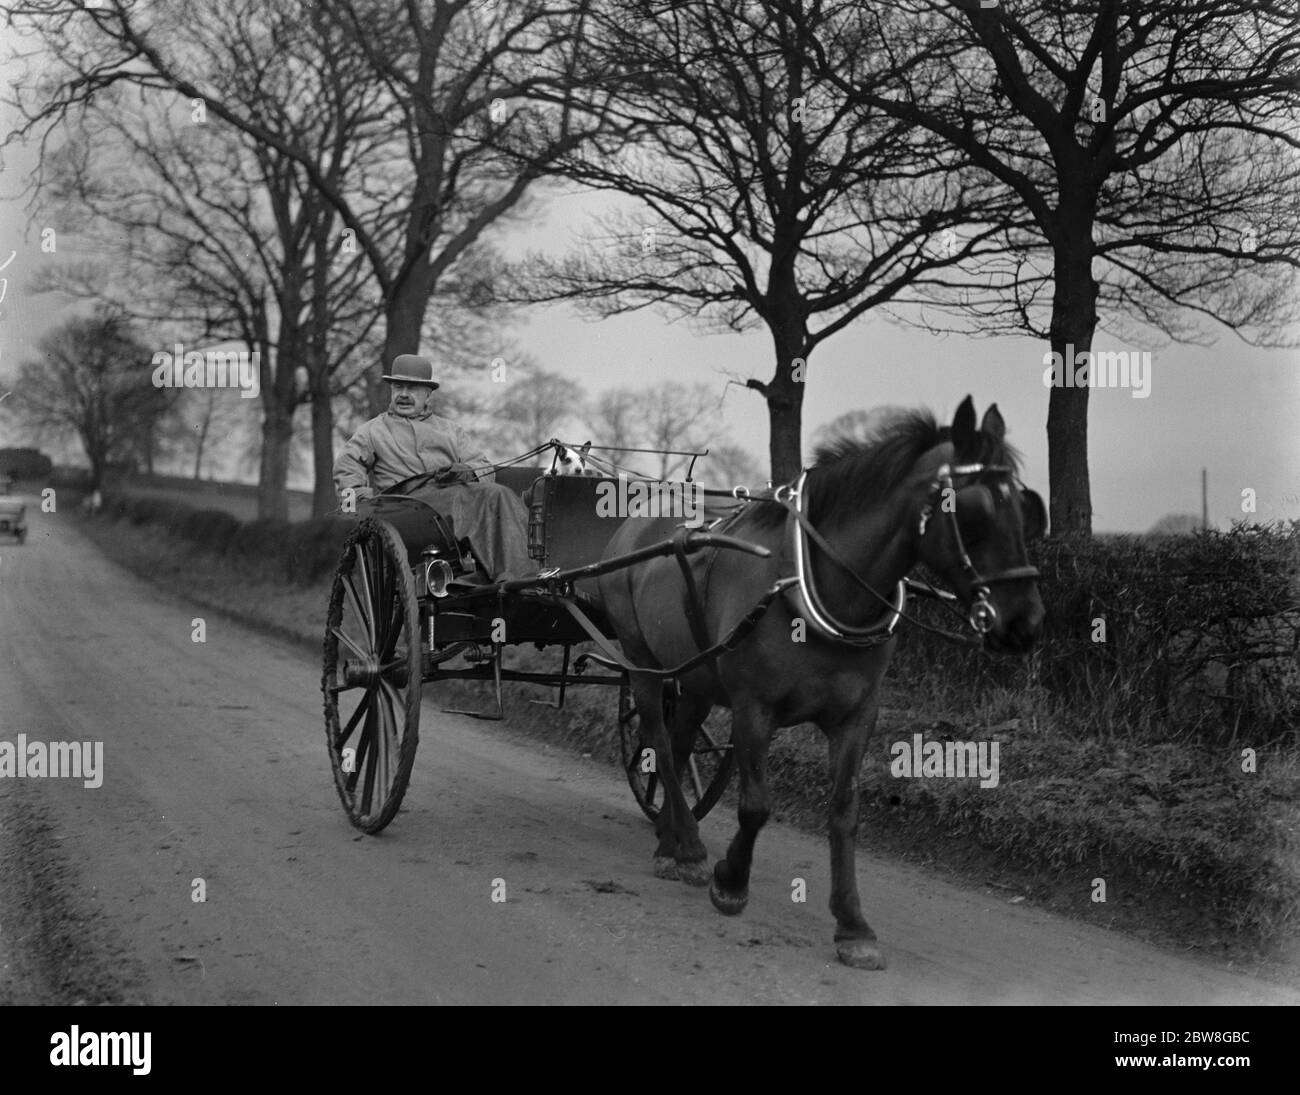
xmin=1 ymin=33 xmax=1296 ymax=534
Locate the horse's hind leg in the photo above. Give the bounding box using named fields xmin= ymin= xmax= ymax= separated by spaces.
xmin=629 ymin=672 xmax=709 ymax=883
xmin=666 ymin=688 xmax=714 ymax=885
xmin=709 ymin=698 xmax=775 ymax=916
xmin=825 ymin=704 xmax=886 ymax=970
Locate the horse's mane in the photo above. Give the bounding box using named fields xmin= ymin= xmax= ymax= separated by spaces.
xmin=749 ymin=406 xmax=1020 ymax=528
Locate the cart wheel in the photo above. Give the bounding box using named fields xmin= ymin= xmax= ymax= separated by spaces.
xmin=618 ymin=679 xmax=734 ymax=822
xmin=322 ymin=518 xmax=421 ymax=833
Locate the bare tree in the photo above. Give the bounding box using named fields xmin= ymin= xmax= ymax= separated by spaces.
xmin=7 ymin=312 xmax=172 ymax=488
xmin=586 ymin=381 xmax=757 ymax=480
xmin=699 ymin=442 xmax=765 ymax=490
xmin=5 ymin=0 xmax=615 ymax=422
xmin=498 ymin=0 xmax=1021 ymax=481
xmin=160 ymin=387 xmax=246 ymax=480
xmin=18 ymin=7 xmax=393 ymax=519
xmin=588 ymin=387 xmax=640 ymax=456
xmin=491 ymin=364 xmax=586 ymax=456
xmin=802 ymin=0 xmax=1300 ymax=535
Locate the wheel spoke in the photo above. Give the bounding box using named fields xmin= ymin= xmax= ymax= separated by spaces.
xmin=331 ymin=625 xmax=370 ymax=663
xmin=695 ymin=725 xmax=720 ymax=752
xmin=349 ymin=698 xmax=375 ymax=795
xmin=337 ymin=691 xmax=370 ymax=751
xmin=359 ymin=699 xmax=379 ymax=814
xmin=342 ymin=570 xmax=376 ymax=649
xmin=378 ymin=677 xmax=405 ymax=741
xmin=352 ymin=546 xmax=378 ymax=644
xmin=380 ymin=598 xmax=404 ymax=661
xmin=689 ymin=754 xmax=707 ymax=801
xmin=365 ymin=538 xmax=388 ymax=622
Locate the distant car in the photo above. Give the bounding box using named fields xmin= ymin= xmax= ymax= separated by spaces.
xmin=0 ymin=496 xmax=25 ymax=542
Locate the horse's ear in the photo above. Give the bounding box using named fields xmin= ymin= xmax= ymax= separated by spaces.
xmin=951 ymin=396 xmax=977 ymax=459
xmin=579 ymin=441 xmax=592 ymax=456
xmin=980 ymin=404 xmax=1005 ymax=443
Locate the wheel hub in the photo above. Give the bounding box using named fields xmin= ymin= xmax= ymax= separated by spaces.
xmin=342 ymin=657 xmax=382 ymax=687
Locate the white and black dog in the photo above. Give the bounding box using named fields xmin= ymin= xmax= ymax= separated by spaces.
xmin=551 ymin=441 xmax=601 ymax=477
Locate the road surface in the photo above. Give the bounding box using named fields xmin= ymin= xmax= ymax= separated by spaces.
xmin=0 ymin=502 xmax=1294 ymax=1004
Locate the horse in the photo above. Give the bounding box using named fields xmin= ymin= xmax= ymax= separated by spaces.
xmin=595 ymin=397 xmax=1046 ymax=968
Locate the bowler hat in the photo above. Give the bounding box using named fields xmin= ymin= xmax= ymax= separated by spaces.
xmin=382 ymin=354 xmax=440 ymax=389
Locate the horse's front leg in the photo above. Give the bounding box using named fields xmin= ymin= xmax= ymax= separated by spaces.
xmin=630 ymin=673 xmax=709 ymax=885
xmin=825 ymin=700 xmax=886 ymax=969
xmin=709 ymin=697 xmax=776 ymax=916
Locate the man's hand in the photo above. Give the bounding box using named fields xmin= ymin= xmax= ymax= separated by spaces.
xmin=435 ymin=462 xmax=478 ymax=485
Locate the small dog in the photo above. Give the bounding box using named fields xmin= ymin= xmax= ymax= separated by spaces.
xmin=551 ymin=441 xmax=600 ymax=477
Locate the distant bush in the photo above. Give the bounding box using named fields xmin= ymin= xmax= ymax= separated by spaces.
xmin=227 ymin=518 xmax=297 ymax=578
xmin=282 ymin=517 xmax=355 ymax=585
xmin=99 ymin=492 xmax=352 ymax=586
xmin=0 ymin=448 xmax=53 ymax=479
xmin=176 ymin=509 xmax=244 ymax=556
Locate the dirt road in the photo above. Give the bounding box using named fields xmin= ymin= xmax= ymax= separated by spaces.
xmin=0 ymin=504 xmax=1294 ymax=1004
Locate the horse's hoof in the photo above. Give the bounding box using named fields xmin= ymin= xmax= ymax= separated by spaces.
xmin=677 ymin=859 xmax=711 ymax=887
xmin=836 ymin=939 xmax=887 ymax=970
xmin=709 ymin=877 xmax=748 ymax=915
xmin=653 ymin=855 xmax=680 ymax=881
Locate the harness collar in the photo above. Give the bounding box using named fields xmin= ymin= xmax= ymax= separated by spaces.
xmin=784 ymin=471 xmax=907 ymax=647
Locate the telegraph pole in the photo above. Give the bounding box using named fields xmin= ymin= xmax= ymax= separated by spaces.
xmin=1202 ymin=468 xmax=1208 ymax=531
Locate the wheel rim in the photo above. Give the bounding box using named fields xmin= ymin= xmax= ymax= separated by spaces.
xmin=618 ymin=681 xmax=734 ymax=822
xmin=322 ymin=519 xmax=421 ymax=833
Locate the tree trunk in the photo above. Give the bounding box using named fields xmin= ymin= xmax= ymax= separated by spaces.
xmin=258 ymin=402 xmax=295 ymax=522
xmin=193 ymin=404 xmax=210 ymax=480
xmin=757 ymin=316 xmax=809 ymax=485
xmin=310 ymin=376 xmax=336 ymax=517
xmin=373 ymin=269 xmax=434 ymax=416
xmin=256 ymin=326 xmax=298 ymax=521
xmin=1047 ymin=241 xmax=1098 ymax=538
xmin=142 ymin=420 xmax=156 ymax=476
xmin=767 ymin=380 xmax=804 ymax=485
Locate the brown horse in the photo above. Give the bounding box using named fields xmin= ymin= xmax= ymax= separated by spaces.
xmin=596 ymin=397 xmax=1046 ymax=968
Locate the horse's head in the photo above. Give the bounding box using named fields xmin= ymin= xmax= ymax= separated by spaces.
xmin=915 ymin=396 xmax=1046 ymax=654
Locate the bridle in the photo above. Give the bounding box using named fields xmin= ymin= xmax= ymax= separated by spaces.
xmin=915 ymin=463 xmax=1041 ymax=635
xmin=776 ymin=460 xmax=1039 ymax=646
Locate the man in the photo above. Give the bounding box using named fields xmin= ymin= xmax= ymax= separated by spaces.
xmin=334 ymin=354 xmax=533 ymax=580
